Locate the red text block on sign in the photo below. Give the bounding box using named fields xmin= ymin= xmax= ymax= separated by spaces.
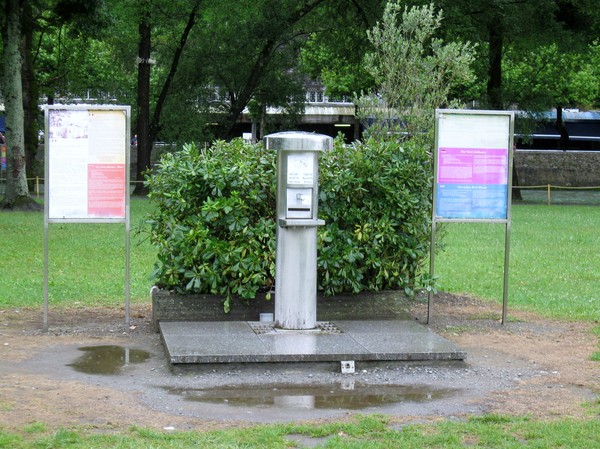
xmin=87 ymin=164 xmax=126 ymax=218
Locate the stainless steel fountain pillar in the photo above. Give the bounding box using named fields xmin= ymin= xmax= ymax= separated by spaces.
xmin=265 ymin=132 xmax=333 ymax=330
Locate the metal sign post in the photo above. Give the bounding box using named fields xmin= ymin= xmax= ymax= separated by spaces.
xmin=429 ymin=109 xmax=514 ymax=325
xmin=43 ymin=105 xmax=131 ymax=331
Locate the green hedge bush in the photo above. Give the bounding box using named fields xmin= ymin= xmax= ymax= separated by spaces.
xmin=145 ymin=136 xmax=433 ymax=311
xmin=318 ymin=137 xmax=433 ymax=296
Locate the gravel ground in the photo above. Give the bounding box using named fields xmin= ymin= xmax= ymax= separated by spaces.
xmin=0 ymin=293 xmax=598 ymax=432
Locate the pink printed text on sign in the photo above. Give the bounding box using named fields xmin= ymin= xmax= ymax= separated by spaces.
xmin=87 ymin=163 xmax=126 ymax=218
xmin=438 ymin=147 xmax=508 ymax=185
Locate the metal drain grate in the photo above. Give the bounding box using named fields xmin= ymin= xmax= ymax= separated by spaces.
xmin=317 ymin=322 xmax=342 ymax=333
xmin=249 ymin=322 xmax=276 ymax=335
xmin=249 ymin=321 xmax=342 ymax=335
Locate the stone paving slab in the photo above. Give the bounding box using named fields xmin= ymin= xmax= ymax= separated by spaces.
xmin=160 ymin=319 xmax=466 ymax=364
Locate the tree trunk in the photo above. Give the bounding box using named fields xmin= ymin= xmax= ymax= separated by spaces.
xmin=556 ymin=105 xmax=569 ymax=150
xmin=134 ymin=1 xmax=200 ymax=195
xmin=222 ymin=0 xmax=327 ymax=138
xmin=149 ymin=1 xmax=201 ymax=145
xmin=133 ymin=9 xmax=151 ymax=196
xmin=2 ymin=0 xmax=40 ymax=210
xmin=22 ymin=2 xmax=40 ymax=192
xmin=486 ymin=17 xmax=521 ymax=200
xmin=486 ymin=19 xmax=503 ymax=109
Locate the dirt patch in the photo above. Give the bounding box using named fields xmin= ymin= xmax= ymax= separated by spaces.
xmin=412 ymin=294 xmax=600 ymax=419
xmin=0 ymin=294 xmax=598 ymax=432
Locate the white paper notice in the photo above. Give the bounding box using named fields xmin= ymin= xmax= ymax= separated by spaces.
xmin=438 ymin=113 xmax=510 ymax=149
xmin=48 ymin=110 xmax=90 ymax=219
xmin=88 ymin=110 xmax=127 ymax=164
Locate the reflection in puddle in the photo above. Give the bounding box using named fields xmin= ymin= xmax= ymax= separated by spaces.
xmin=68 ymin=345 xmax=150 ymax=375
xmin=164 ymin=382 xmax=460 ymax=410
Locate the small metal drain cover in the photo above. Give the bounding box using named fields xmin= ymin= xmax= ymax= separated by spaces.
xmin=249 ymin=322 xmax=276 ymax=335
xmin=317 ymin=322 xmax=342 ymax=333
xmin=249 ymin=321 xmax=343 ymax=335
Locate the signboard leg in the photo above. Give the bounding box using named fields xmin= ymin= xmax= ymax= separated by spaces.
xmin=502 ymin=221 xmax=511 ymax=325
xmin=43 ymin=222 xmax=49 ymax=332
xmin=125 ymin=222 xmax=131 ymax=327
xmin=427 ymin=220 xmax=437 ymax=324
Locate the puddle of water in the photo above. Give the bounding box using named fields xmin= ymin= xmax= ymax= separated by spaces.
xmin=164 ymin=382 xmax=460 ymax=410
xmin=68 ymin=345 xmax=150 ymax=375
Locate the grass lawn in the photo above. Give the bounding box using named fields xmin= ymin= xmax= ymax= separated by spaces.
xmin=0 ymin=198 xmax=156 ymax=308
xmin=1 ymin=414 xmax=599 ymax=448
xmin=1 ymin=200 xmax=598 ymax=321
xmin=435 ymin=204 xmax=600 ymax=321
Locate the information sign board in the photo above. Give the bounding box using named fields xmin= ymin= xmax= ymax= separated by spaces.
xmin=45 ymin=106 xmax=129 ymax=222
xmin=429 ymin=109 xmax=514 ymax=326
xmin=434 ymin=111 xmax=513 ymax=221
xmin=43 ymin=105 xmax=131 ymax=331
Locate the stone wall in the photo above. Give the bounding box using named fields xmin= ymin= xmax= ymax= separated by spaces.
xmin=514 ymin=150 xmax=600 ymax=187
xmin=152 ymin=290 xmax=274 ymax=331
xmin=151 ymin=289 xmax=410 ymax=332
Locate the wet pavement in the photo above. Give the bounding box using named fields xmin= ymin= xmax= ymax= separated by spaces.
xmin=16 ymin=339 xmax=498 ymax=424
xmin=159 ymin=319 xmax=466 ymax=364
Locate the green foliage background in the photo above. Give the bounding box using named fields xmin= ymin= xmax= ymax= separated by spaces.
xmin=145 ymin=140 xmax=278 ymax=311
xmin=318 ymin=137 xmax=433 ymax=295
xmin=145 ymin=136 xmax=433 ymax=310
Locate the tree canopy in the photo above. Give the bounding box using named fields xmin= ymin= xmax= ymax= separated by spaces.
xmin=358 ymin=2 xmax=475 ymax=141
xmin=2 ymin=0 xmax=599 ymax=207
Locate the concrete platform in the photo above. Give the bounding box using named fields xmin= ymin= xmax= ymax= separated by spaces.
xmin=159 ymin=319 xmax=466 ymax=364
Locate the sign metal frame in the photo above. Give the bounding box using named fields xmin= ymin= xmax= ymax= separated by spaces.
xmin=429 ymin=109 xmax=514 ymax=324
xmin=43 ymin=104 xmax=131 ymax=330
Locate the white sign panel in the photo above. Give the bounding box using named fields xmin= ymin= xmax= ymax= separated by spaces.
xmin=46 ymin=106 xmax=130 ymax=222
xmin=287 ymin=152 xmax=315 ymax=185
